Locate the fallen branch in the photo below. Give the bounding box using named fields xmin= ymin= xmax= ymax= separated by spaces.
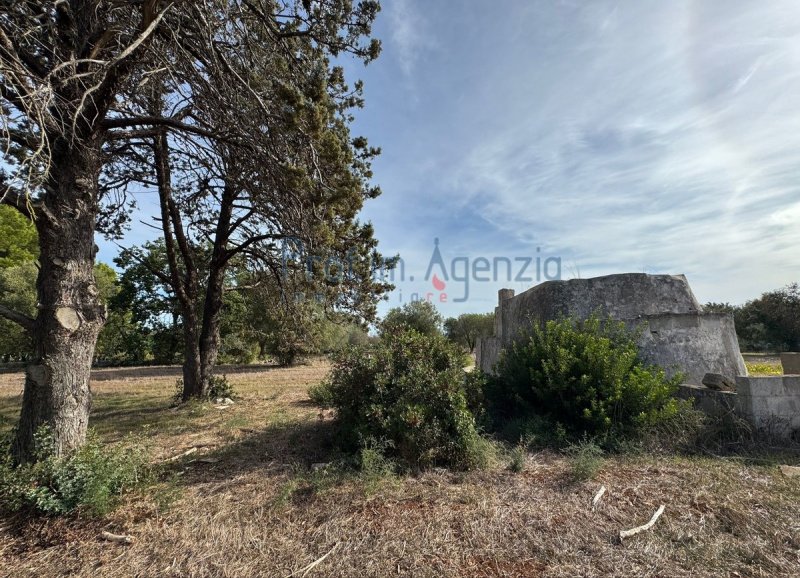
xmin=101 ymin=531 xmax=133 ymax=544
xmin=619 ymin=505 xmax=665 ymax=541
xmin=286 ymin=543 xmax=340 ymax=578
xmin=165 ymin=447 xmax=197 ymax=462
xmin=592 ymin=485 xmax=606 ymax=508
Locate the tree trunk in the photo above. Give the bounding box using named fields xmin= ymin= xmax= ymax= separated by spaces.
xmin=196 ymin=182 xmax=236 ymax=396
xmin=13 ymin=143 xmax=105 ymax=463
xmin=181 ymin=311 xmax=203 ymax=401
xmin=198 ymin=271 xmax=225 ymax=392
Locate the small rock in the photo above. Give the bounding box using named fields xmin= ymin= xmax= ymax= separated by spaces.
xmin=214 ymin=397 xmax=224 ymax=404
xmin=702 ymin=373 xmax=735 ymax=391
xmin=780 ymin=465 xmax=800 ymax=478
xmin=222 ymin=397 xmax=234 ymax=405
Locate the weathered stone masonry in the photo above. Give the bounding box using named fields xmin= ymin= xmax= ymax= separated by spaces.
xmin=476 ymin=272 xmax=800 ymax=439
xmin=476 ymin=273 xmax=746 ymax=385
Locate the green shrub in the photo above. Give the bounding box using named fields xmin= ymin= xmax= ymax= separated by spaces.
xmin=208 ymin=374 xmax=235 ymax=399
xmin=308 ymin=380 xmax=336 ymax=408
xmin=0 ymin=427 xmax=151 ymax=516
xmin=358 ymin=443 xmax=398 ymax=494
xmin=487 ymin=316 xmax=685 ymax=441
xmin=379 ymin=300 xmax=444 ymax=337
xmin=321 ymin=329 xmax=484 ymax=470
xmin=566 ymin=438 xmax=604 ymax=481
xmin=508 ymin=442 xmax=527 ymax=473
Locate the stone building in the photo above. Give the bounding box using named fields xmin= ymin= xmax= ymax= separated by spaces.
xmin=476 ymin=273 xmax=747 ymax=385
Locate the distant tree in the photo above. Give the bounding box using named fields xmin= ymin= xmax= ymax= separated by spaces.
xmin=0 ymin=263 xmax=37 ymax=362
xmin=703 ymin=302 xmax=738 ymax=315
xmin=444 ymin=313 xmax=495 ymax=352
xmin=742 ymin=284 xmax=800 ymax=351
xmin=0 ymin=206 xmax=38 ymax=268
xmin=113 ymin=240 xmax=185 ymax=365
xmin=381 ymin=301 xmax=444 ymax=337
xmin=706 ymin=285 xmax=800 ymax=352
xmin=0 ymin=207 xmax=38 ymax=361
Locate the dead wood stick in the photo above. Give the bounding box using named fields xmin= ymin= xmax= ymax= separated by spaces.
xmin=165 ymin=447 xmax=197 ymax=462
xmin=286 ymin=543 xmax=340 ymax=578
xmin=619 ymin=505 xmax=665 ymax=540
xmin=592 ymin=485 xmax=606 ymax=508
xmin=101 ymin=531 xmax=133 ymax=544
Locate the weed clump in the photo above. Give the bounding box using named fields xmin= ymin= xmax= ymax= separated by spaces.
xmin=0 ymin=427 xmax=151 ymax=516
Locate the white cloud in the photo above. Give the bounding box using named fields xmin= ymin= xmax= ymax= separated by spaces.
xmin=387 ymin=0 xmax=433 ymax=77
xmin=429 ymin=0 xmax=800 ymax=304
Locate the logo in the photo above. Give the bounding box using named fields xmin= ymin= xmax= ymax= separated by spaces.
xmin=386 ymin=238 xmax=562 ymax=304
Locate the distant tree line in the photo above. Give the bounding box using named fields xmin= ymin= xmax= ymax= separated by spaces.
xmin=0 ymin=209 xmax=371 ymax=366
xmin=705 ymin=282 xmax=800 ymax=352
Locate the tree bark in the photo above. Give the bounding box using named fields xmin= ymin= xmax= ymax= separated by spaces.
xmin=152 ymin=129 xmax=205 ymax=401
xmin=198 ymin=269 xmax=224 ymax=393
xmin=181 ymin=310 xmax=203 ymax=401
xmin=12 ymin=142 xmax=106 ymax=463
xmin=196 ymin=183 xmax=236 ymax=394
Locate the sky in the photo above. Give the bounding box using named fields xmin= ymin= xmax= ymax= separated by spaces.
xmin=100 ymin=0 xmax=800 ymax=318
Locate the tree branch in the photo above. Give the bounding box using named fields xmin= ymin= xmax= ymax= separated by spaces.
xmin=0 ymin=180 xmax=34 ymax=219
xmin=101 ymin=115 xmax=229 ymax=143
xmin=0 ymin=304 xmax=35 ymax=331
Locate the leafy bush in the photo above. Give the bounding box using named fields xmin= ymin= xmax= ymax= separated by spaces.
xmin=486 ymin=316 xmax=685 ymax=441
xmin=208 ymin=374 xmax=235 ymax=400
xmin=318 ymin=329 xmax=484 ymax=470
xmin=566 ymin=438 xmax=604 ymax=481
xmin=0 ymin=427 xmax=150 ymax=516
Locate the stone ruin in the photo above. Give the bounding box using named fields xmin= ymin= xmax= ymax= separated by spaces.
xmin=476 ymin=273 xmax=747 ymax=385
xmin=477 ymin=272 xmax=800 ymax=439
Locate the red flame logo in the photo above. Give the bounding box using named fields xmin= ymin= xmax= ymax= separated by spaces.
xmin=432 ymin=274 xmax=446 ymax=291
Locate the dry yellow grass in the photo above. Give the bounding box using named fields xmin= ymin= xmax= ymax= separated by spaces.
xmin=1 ymin=360 xmax=799 ymax=577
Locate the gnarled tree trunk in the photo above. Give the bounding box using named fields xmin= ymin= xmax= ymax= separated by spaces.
xmin=12 ymin=142 xmax=106 ymax=463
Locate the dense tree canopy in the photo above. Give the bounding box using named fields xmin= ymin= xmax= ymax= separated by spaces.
xmin=706 ymin=282 xmax=800 ymax=352
xmin=380 ymin=301 xmax=444 ymax=337
xmin=1 ymin=0 xmax=388 ymax=461
xmin=444 ymin=313 xmax=495 ymax=352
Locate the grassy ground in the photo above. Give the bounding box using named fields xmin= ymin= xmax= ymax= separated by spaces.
xmin=743 ymin=354 xmax=784 ymax=377
xmin=0 ymin=361 xmax=799 ymax=577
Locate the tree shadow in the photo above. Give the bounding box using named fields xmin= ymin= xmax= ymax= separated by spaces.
xmin=166 ymin=418 xmax=345 ymax=486
xmin=89 ymin=363 xmax=283 ymax=382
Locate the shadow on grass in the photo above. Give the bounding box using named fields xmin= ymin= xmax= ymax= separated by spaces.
xmin=90 ymin=363 xmax=283 ymax=382
xmin=167 ymin=417 xmax=344 ymax=487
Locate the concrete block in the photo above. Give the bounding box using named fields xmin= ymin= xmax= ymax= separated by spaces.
xmin=781 ymin=353 xmax=800 ymax=375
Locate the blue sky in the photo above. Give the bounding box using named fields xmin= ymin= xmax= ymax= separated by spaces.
xmin=100 ymin=0 xmax=800 ymax=318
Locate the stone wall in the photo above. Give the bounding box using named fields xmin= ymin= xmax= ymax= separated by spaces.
xmin=631 ymin=313 xmax=747 ymax=384
xmin=780 ymin=353 xmax=800 ymax=375
xmin=736 ymin=376 xmax=800 ymax=437
xmin=476 ymin=273 xmax=747 ymax=384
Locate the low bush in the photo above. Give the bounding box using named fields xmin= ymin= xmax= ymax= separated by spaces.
xmin=208 ymin=374 xmax=235 ymax=400
xmin=316 ymin=329 xmax=485 ymax=470
xmin=0 ymin=427 xmax=151 ymax=516
xmin=486 ymin=316 xmax=686 ymax=443
xmin=566 ymin=438 xmax=604 ymax=481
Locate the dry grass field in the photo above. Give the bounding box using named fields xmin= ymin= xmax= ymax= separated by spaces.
xmin=0 ymin=361 xmax=799 ymax=577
